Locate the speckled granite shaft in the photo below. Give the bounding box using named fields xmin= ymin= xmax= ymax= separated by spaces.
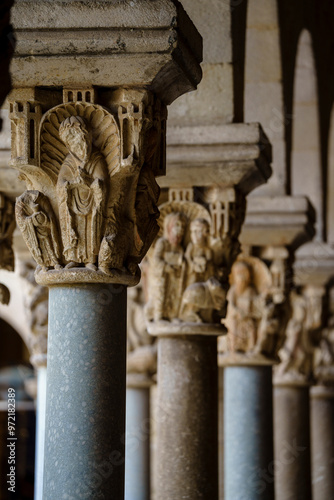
xmin=125 ymin=387 xmax=150 ymax=500
xmin=224 ymin=366 xmax=274 ymax=500
xmin=311 ymin=388 xmax=334 ymax=500
xmin=156 ymin=335 xmax=218 ymax=500
xmin=274 ymin=385 xmax=311 ymax=500
xmin=43 ymin=284 xmax=127 ymax=500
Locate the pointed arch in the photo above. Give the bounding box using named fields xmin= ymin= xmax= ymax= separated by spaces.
xmin=291 ymin=29 xmax=323 ymax=240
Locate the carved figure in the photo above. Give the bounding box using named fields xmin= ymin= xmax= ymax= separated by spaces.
xmin=180 ymin=277 xmax=226 ymax=323
xmin=57 ymin=116 xmax=108 ymax=269
xmin=16 ymin=190 xmax=62 ymax=271
xmin=149 ymin=212 xmax=187 ymax=321
xmin=276 ymin=290 xmax=314 ymax=382
xmin=226 ymin=260 xmax=261 ymax=352
xmin=185 ymin=218 xmax=214 ymax=284
xmin=127 ymin=285 xmax=157 ymax=376
xmin=0 ymin=193 xmax=15 ymax=271
xmin=314 ymin=322 xmax=334 ymax=385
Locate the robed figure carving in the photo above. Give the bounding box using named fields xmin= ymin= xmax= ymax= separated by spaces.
xmin=57 ymin=116 xmax=108 ymax=269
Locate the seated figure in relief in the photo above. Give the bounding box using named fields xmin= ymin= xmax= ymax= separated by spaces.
xmin=148 ymin=212 xmax=187 ymax=322
xmin=185 ymin=218 xmax=214 ymax=285
xmin=226 ymin=260 xmax=262 ymax=352
xmin=57 ymin=116 xmax=108 ymax=270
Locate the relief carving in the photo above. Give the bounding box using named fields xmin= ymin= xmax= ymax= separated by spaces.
xmin=274 ymin=285 xmax=324 ymax=385
xmin=145 ymin=196 xmax=231 ymax=325
xmin=314 ymin=319 xmax=334 ymax=386
xmin=10 ymin=90 xmax=164 ymax=285
xmin=127 ymin=285 xmax=157 ymax=379
xmin=221 ymin=254 xmax=290 ymax=364
xmin=0 ymin=193 xmax=15 ymax=272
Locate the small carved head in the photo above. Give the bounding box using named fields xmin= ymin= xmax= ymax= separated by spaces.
xmin=190 ymin=218 xmax=210 ymax=247
xmin=232 ymin=261 xmax=252 ymax=294
xmin=164 ymin=212 xmax=187 ymax=246
xmin=59 ymin=116 xmax=92 ymax=160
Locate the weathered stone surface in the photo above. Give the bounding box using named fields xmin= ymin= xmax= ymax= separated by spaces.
xmin=240 ymin=196 xmax=315 ymax=248
xmin=11 ymin=0 xmax=203 ymax=105
xmin=163 ymin=123 xmax=272 ymax=193
xmin=294 ymin=242 xmax=334 ymax=286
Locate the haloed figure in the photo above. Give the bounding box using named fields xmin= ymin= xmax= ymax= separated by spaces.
xmin=152 ymin=212 xmax=187 ymax=321
xmin=57 ymin=116 xmax=108 ymax=270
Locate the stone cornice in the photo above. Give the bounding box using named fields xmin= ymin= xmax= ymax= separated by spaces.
xmin=163 ymin=123 xmax=272 ymax=193
xmin=240 ymin=196 xmax=315 ymax=250
xmin=11 ymin=0 xmax=202 ymax=105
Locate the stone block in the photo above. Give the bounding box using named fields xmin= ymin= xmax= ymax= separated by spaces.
xmin=245 ymin=27 xmax=281 ymax=83
xmin=168 ymin=63 xmax=234 ymax=126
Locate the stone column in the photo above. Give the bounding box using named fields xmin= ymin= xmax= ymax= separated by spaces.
xmin=9 ymin=2 xmax=203 ymax=497
xmin=125 ymin=285 xmax=156 ymax=500
xmin=219 ymin=248 xmax=291 ymax=500
xmin=146 ymin=169 xmax=271 ymax=498
xmin=311 ymin=318 xmax=334 ymax=500
xmin=274 ymin=285 xmax=325 ymax=500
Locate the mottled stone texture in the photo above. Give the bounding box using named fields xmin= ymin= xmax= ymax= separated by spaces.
xmin=311 ymin=388 xmax=334 ymax=500
xmin=156 ymin=335 xmax=218 ymax=500
xmin=224 ymin=366 xmax=274 ymax=500
xmin=0 ymin=0 xmax=14 ymax=113
xmin=274 ymin=385 xmax=312 ymax=500
xmin=43 ymin=284 xmax=127 ymax=499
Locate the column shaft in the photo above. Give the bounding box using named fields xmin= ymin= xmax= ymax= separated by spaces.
xmin=156 ymin=335 xmax=218 ymax=500
xmin=224 ymin=366 xmax=274 ymax=500
xmin=34 ymin=366 xmax=47 ymax=500
xmin=125 ymin=386 xmax=151 ymax=500
xmin=274 ymin=385 xmax=312 ymax=500
xmin=43 ymin=284 xmax=127 ymax=499
xmin=311 ymin=387 xmax=334 ymax=500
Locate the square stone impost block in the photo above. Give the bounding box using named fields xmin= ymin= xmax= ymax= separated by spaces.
xmin=164 ymin=123 xmax=272 ymax=194
xmin=10 ymin=0 xmax=202 ymax=104
xmin=240 ymin=196 xmax=315 ymax=249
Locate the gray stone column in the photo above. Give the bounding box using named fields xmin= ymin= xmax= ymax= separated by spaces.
xmin=44 ymin=284 xmax=127 ymax=498
xmin=125 ymin=376 xmax=152 ymax=500
xmin=9 ymin=3 xmax=203 ymax=498
xmin=148 ymin=323 xmax=222 ymax=500
xmin=34 ymin=365 xmax=47 ymax=500
xmin=311 ymin=386 xmax=334 ymax=500
xmin=224 ymin=365 xmax=274 ymax=500
xmin=274 ymin=383 xmax=311 ymax=500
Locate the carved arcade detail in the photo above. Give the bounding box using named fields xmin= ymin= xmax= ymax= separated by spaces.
xmin=9 ymin=88 xmax=166 ymax=285
xmin=220 ymin=248 xmax=291 ymax=365
xmin=145 ymin=187 xmax=246 ymax=326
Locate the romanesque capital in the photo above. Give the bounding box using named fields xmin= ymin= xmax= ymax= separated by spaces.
xmin=9 ymin=88 xmax=166 ymax=286
xmin=313 ymin=320 xmax=334 ymax=388
xmin=0 ymin=192 xmax=15 ymax=272
xmin=274 ymin=285 xmax=325 ymax=386
xmin=127 ymin=283 xmax=157 ymax=387
xmin=145 ymin=187 xmax=246 ymax=335
xmin=219 ymin=247 xmax=291 ymax=366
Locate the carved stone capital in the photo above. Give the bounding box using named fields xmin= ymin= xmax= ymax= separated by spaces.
xmin=127 ymin=284 xmax=157 ymax=381
xmin=0 ymin=192 xmax=15 ymax=272
xmin=145 ymin=187 xmax=247 ymax=334
xmin=274 ymin=285 xmax=325 ymax=386
xmin=9 ymin=89 xmax=165 ymax=285
xmin=219 ymin=251 xmax=291 ymax=367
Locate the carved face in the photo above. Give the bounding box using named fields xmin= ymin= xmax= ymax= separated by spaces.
xmin=233 ymin=262 xmax=252 ymax=293
xmin=190 ymin=219 xmax=209 ymax=246
xmin=62 ymin=126 xmax=91 ymax=161
xmin=166 ymin=214 xmax=186 ymax=246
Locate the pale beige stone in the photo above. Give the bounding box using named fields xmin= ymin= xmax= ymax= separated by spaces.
xmin=220 ymin=254 xmax=290 ymax=366
xmin=10 ymin=89 xmax=164 ymax=285
xmin=245 ymin=28 xmax=281 ymax=83
xmin=168 ymin=63 xmax=234 ymax=126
